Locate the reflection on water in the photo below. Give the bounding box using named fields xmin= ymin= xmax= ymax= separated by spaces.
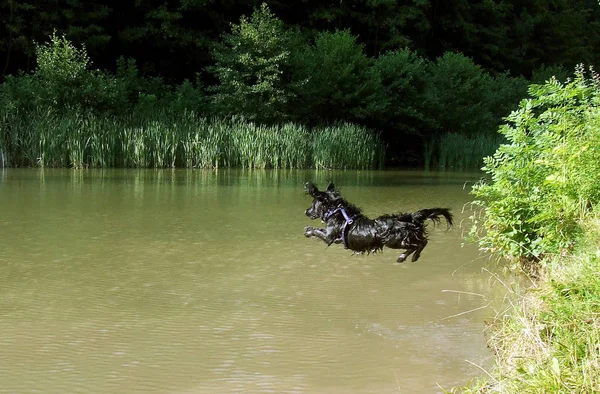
xmin=0 ymin=169 xmax=503 ymax=393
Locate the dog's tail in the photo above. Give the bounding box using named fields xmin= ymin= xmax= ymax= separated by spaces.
xmin=412 ymin=208 xmax=453 ymax=229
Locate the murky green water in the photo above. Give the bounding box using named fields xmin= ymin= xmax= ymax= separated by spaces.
xmin=0 ymin=169 xmax=502 ymax=393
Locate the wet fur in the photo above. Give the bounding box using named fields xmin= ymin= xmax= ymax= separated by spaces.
xmin=303 ymin=182 xmax=453 ymax=263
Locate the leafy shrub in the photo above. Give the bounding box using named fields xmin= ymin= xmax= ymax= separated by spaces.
xmin=471 ymin=66 xmax=600 ymax=266
xmin=0 ymin=33 xmax=128 ymax=115
xmin=34 ymin=32 xmax=124 ymax=112
xmin=35 ymin=31 xmax=91 ymax=88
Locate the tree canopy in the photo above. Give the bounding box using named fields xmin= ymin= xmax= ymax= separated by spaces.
xmin=2 ymin=0 xmax=599 ymax=82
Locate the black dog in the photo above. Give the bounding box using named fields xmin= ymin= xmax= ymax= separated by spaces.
xmin=303 ymin=182 xmax=453 ymax=262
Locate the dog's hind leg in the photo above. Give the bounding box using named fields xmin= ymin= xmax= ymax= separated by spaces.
xmin=397 ymin=247 xmax=416 ymax=263
xmin=410 ymin=239 xmax=428 ymax=262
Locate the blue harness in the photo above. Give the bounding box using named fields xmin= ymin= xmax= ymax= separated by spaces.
xmin=325 ymin=207 xmax=355 ymax=249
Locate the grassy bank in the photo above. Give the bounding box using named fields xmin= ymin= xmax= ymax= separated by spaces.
xmin=0 ymin=110 xmax=384 ymax=169
xmin=457 ymin=218 xmax=600 ymax=393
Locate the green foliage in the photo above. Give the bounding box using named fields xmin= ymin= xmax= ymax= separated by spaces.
xmin=0 ymin=73 xmax=38 ymax=113
xmin=0 ymin=0 xmax=111 ymax=79
xmin=115 ymin=57 xmax=173 ymax=111
xmin=207 ymin=3 xmax=295 ymax=123
xmin=0 ymin=36 xmax=207 ymax=118
xmin=508 ymin=0 xmax=600 ymax=77
xmin=2 ymin=0 xmax=600 ymax=86
xmin=35 ymin=31 xmax=91 ymax=83
xmin=487 ymin=72 xmax=529 ymax=122
xmin=34 ymin=31 xmax=95 ymax=111
xmin=289 ymin=29 xmax=378 ymax=124
xmin=170 ymin=78 xmax=206 ymax=113
xmin=303 ymin=0 xmax=428 ymax=56
xmin=0 ymin=33 xmax=129 ymax=114
xmin=471 ymin=66 xmax=600 ymax=264
xmin=418 ymin=51 xmax=527 ymax=162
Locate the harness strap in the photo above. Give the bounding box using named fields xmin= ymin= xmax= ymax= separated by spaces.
xmin=325 ymin=207 xmax=354 ymax=249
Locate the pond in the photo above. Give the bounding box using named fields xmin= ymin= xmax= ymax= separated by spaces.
xmin=0 ymin=168 xmax=503 ymax=393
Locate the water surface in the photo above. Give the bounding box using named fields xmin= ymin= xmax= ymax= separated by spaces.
xmin=0 ymin=169 xmax=501 ymax=393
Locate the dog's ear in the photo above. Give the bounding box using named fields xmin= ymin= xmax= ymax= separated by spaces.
xmin=325 ymin=181 xmax=341 ymax=200
xmin=304 ymin=181 xmax=319 ymax=197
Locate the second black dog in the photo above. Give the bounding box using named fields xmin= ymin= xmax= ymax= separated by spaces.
xmin=303 ymin=182 xmax=453 ymax=263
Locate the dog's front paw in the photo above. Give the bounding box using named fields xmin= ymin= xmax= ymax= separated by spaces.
xmin=304 ymin=226 xmax=313 ymax=237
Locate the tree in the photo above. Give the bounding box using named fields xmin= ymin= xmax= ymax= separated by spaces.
xmin=289 ymin=29 xmax=378 ymax=124
xmin=422 ymin=52 xmax=496 ymax=137
xmin=206 ymin=3 xmax=295 ymax=122
xmin=276 ymin=0 xmax=429 ymax=57
xmin=368 ymin=48 xmax=428 ymax=135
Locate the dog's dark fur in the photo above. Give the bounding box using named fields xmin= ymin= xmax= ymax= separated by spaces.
xmin=303 ymin=182 xmax=453 ymax=262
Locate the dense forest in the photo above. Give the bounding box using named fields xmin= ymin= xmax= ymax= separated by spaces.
xmin=1 ymin=0 xmax=600 ymax=167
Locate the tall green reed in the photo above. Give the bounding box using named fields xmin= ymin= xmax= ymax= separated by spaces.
xmin=0 ymin=110 xmax=385 ymax=169
xmin=0 ymin=113 xmax=7 ymax=167
xmin=426 ymin=132 xmax=505 ymax=170
xmin=312 ymin=123 xmax=385 ymax=169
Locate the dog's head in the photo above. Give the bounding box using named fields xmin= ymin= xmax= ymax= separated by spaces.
xmin=304 ymin=181 xmax=340 ymax=220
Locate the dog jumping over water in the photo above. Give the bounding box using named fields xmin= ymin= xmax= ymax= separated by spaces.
xmin=303 ymin=182 xmax=453 ymax=262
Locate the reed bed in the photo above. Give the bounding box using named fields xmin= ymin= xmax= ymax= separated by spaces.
xmin=0 ymin=114 xmax=6 ymax=167
xmin=425 ymin=132 xmax=505 ymax=170
xmin=0 ymin=110 xmax=384 ymax=169
xmin=312 ymin=123 xmax=385 ymax=170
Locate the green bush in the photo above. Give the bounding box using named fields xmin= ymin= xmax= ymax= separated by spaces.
xmin=35 ymin=32 xmax=127 ymax=113
xmin=487 ymin=72 xmax=529 ymax=122
xmin=470 ymin=66 xmax=600 ymax=265
xmin=0 ymin=33 xmax=130 ymax=115
xmin=417 ymin=52 xmax=527 ymax=168
xmin=35 ymin=31 xmax=91 ymax=89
